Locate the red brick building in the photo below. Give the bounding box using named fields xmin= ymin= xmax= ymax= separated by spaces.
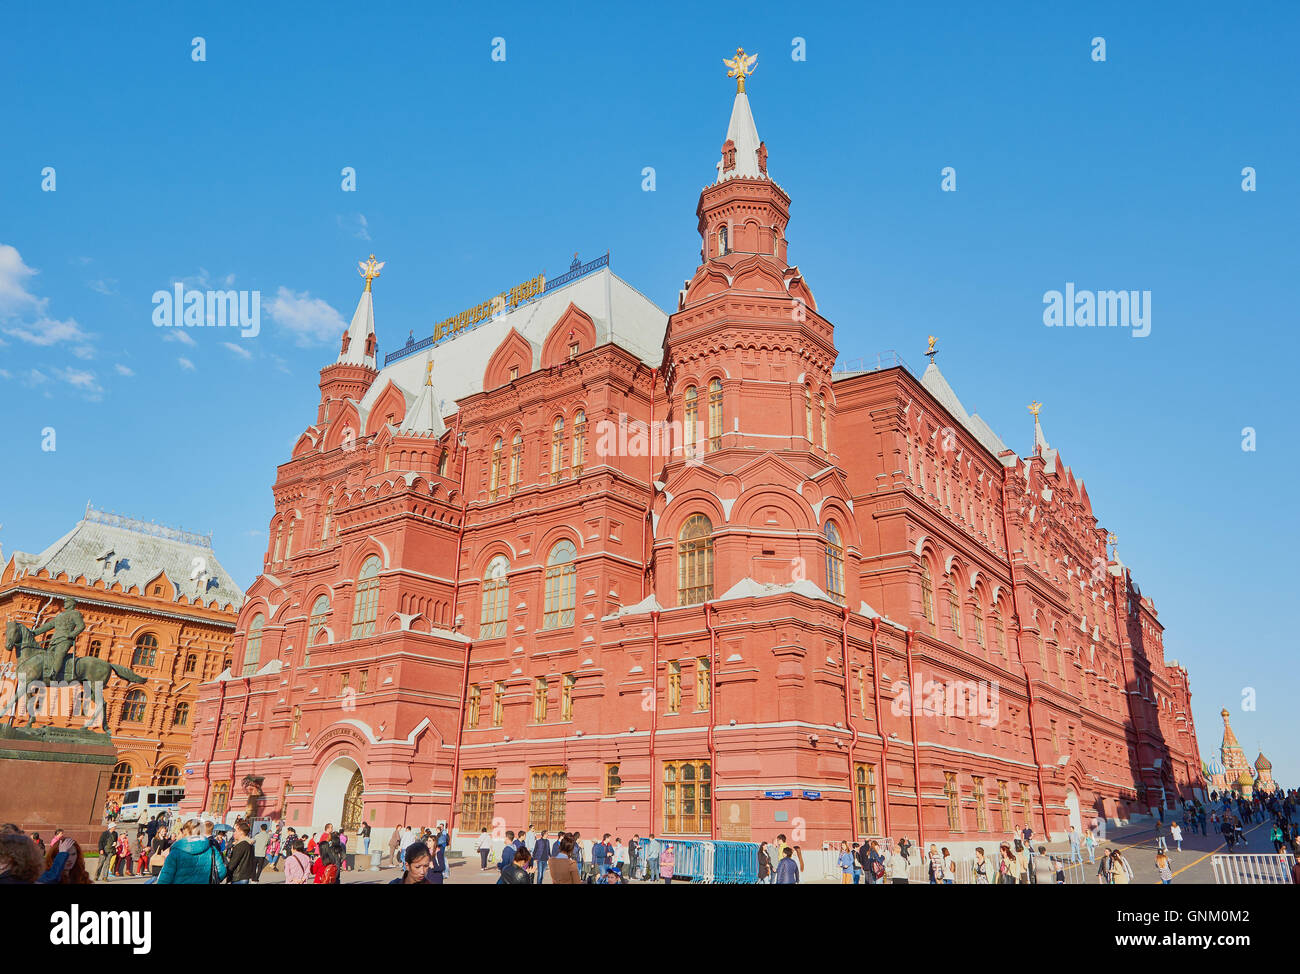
xmin=2 ymin=506 xmax=243 ymax=802
xmin=181 ymin=68 xmax=1203 ymax=852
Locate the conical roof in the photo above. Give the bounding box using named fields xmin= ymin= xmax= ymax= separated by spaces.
xmin=718 ymin=91 xmax=765 ymax=182
xmin=396 ymin=355 xmax=447 ymax=437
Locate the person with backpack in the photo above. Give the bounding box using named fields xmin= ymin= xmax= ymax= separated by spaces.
xmin=156 ymin=819 xmax=227 ymax=884
xmin=865 ymin=839 xmax=885 ymax=884
xmin=1032 ymin=846 xmax=1054 ymax=884
xmin=283 ymin=839 xmax=312 ymax=884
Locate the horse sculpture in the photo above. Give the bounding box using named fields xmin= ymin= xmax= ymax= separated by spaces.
xmin=3 ymin=620 xmax=147 ymax=729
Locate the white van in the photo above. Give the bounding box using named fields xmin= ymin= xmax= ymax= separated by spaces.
xmin=117 ymin=786 xmax=185 ymax=823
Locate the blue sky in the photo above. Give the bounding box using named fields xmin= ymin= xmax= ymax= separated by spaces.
xmin=2 ymin=2 xmax=1296 ymax=784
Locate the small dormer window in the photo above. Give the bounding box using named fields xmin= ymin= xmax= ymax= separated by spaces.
xmin=509 ymin=366 xmax=519 ymax=381
xmin=718 ymin=225 xmax=729 ymax=256
xmin=569 ymin=342 xmax=579 ymax=359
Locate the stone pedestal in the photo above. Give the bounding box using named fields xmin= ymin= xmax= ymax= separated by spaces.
xmin=0 ymin=725 xmax=117 ymax=847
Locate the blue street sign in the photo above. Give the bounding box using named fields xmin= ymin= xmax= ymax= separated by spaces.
xmin=802 ymin=790 xmax=821 ymax=800
xmin=764 ymin=790 xmax=793 ymax=799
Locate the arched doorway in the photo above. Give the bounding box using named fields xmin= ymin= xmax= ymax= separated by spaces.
xmin=341 ymin=770 xmax=364 ymax=833
xmin=1065 ymin=786 xmax=1082 ymax=833
xmin=312 ymin=756 xmax=363 ymax=833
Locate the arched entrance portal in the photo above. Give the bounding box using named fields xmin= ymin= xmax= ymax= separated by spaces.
xmin=341 ymin=770 xmax=364 ymax=833
xmin=1065 ymin=787 xmax=1082 ymax=833
xmin=312 ymin=756 xmax=364 ymax=833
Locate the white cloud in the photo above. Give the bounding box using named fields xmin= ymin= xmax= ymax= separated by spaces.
xmin=268 ymin=286 xmax=346 ymax=346
xmin=51 ymin=366 xmax=103 ymax=400
xmin=338 ymin=213 xmax=371 ymax=241
xmin=0 ymin=244 xmax=45 ymax=316
xmin=163 ymin=329 xmax=196 ymax=347
xmin=88 ymin=279 xmax=117 ymax=295
xmin=0 ymin=368 xmax=11 ymax=380
xmin=24 ymin=369 xmax=47 ymax=386
xmin=114 ymin=364 xmax=134 ymax=377
xmin=222 ymin=341 xmax=252 ymax=359
xmin=178 ymin=357 xmax=196 ymax=371
xmin=72 ymin=345 xmax=95 ymax=360
xmin=2 ymin=316 xmax=91 ymax=346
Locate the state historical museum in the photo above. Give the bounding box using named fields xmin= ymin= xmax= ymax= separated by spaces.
xmin=182 ymin=59 xmax=1204 ymax=852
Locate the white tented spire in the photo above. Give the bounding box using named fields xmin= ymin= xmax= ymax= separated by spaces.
xmin=718 ymin=91 xmax=765 ymax=181
xmin=337 ymin=287 xmax=377 ymax=367
xmin=397 ymin=355 xmax=447 ymax=437
xmin=338 ymin=254 xmax=384 ymax=368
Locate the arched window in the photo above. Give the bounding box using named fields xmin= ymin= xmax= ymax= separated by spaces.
xmin=708 ymin=378 xmax=723 ymax=451
xmin=489 ymin=437 xmax=504 ymax=500
xmin=662 ymin=759 xmax=711 ymax=835
xmin=572 ymin=410 xmax=587 ymax=476
xmin=824 ymin=521 xmax=845 ymax=604
xmin=242 ymin=613 xmax=265 ymax=675
xmin=684 ymin=386 xmax=698 ymax=458
xmin=974 ymin=599 xmax=987 ymax=649
xmin=285 ymin=516 xmax=296 ymax=560
xmin=550 ymin=416 xmax=565 ymax=484
xmin=109 ymin=762 xmax=133 ymax=791
xmin=88 ymin=639 xmax=102 ymax=658
xmin=122 ymin=689 xmax=147 ymax=723
xmin=677 ymin=514 xmax=714 ymax=605
xmin=920 ymin=561 xmax=936 ymax=627
xmin=132 ymin=633 xmax=158 ymax=669
xmin=272 ymin=519 xmax=283 ymax=562
xmin=321 ymin=494 xmax=333 ymax=541
xmin=948 ymin=583 xmax=963 ymax=637
xmin=438 ymin=449 xmax=449 ymax=477
xmin=819 ymin=393 xmax=829 ymax=451
xmin=308 ymin=595 xmax=330 ymax=645
xmin=157 ymin=764 xmax=181 ymax=787
xmin=480 ymin=555 xmax=510 ymax=638
xmin=173 ymin=702 xmax=190 ymax=727
xmin=718 ymin=225 xmax=729 ymax=256
xmin=184 ymin=653 xmax=197 ymax=673
xmin=805 ymin=386 xmax=814 ymax=442
xmin=542 ymin=541 xmax=577 ymax=629
xmin=351 ymin=555 xmax=382 ymax=639
xmin=508 ymin=433 xmax=523 ymax=494
xmin=994 ymin=610 xmax=1006 ymax=653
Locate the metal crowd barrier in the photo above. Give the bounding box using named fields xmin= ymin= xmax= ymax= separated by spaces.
xmin=658 ymin=839 xmax=760 ymax=883
xmin=1211 ymin=853 xmax=1295 ymax=884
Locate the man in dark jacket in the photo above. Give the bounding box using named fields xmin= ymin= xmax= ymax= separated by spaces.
xmin=95 ymin=829 xmax=116 ymax=881
xmin=592 ymin=837 xmax=607 ymax=879
xmin=225 ymin=821 xmax=256 ymax=884
xmin=498 ymin=831 xmax=517 ymax=872
xmin=532 ymin=831 xmax=551 ymax=885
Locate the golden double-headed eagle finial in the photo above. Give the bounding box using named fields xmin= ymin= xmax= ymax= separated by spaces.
xmin=359 ymin=254 xmax=385 ymax=292
xmin=1107 ymin=532 xmax=1118 ymax=547
xmin=724 ymin=48 xmax=758 ymax=93
xmin=1028 ymin=401 xmax=1042 ymax=418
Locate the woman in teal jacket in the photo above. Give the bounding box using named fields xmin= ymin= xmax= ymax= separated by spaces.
xmin=156 ymin=821 xmax=226 ymax=885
